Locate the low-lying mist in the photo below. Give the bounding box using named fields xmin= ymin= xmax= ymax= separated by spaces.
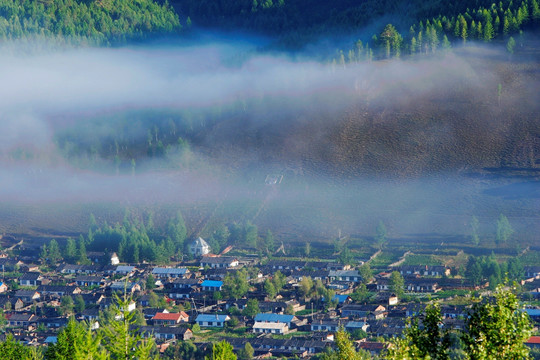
xmin=0 ymin=37 xmax=539 ymax=240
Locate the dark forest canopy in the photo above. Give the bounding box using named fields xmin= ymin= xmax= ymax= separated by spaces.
xmin=0 ymin=0 xmax=181 ymax=45
xmin=0 ymin=0 xmax=538 ymax=49
xmin=172 ymin=0 xmax=540 ymax=50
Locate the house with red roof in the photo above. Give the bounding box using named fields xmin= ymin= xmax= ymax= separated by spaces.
xmin=151 ymin=311 xmax=189 ymax=325
xmin=526 ymin=336 xmax=540 ymax=349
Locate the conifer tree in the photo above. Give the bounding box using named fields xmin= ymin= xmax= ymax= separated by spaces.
xmin=101 ymin=292 xmax=156 ymax=360
xmin=460 ymin=16 xmax=468 ymax=41
xmin=483 ymin=19 xmax=494 ymax=41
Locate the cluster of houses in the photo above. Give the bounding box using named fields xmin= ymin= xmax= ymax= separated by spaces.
xmin=0 ymin=239 xmax=539 ymax=358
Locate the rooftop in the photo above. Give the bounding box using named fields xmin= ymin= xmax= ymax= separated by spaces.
xmin=152 ymin=312 xmax=188 ymax=321
xmin=253 ymin=321 xmax=288 ymax=330
xmin=254 ymin=313 xmax=295 ymax=323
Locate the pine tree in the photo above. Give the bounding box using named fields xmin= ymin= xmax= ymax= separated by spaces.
xmin=264 ymin=230 xmax=275 ymax=253
xmin=242 ymin=299 xmax=260 ymax=317
xmin=483 ymin=18 xmax=494 ymax=41
xmin=503 ymin=16 xmax=510 ymax=35
xmin=167 ymin=211 xmax=187 ymax=252
xmin=355 ymin=40 xmax=364 ymax=61
xmin=75 ymin=295 xmax=86 ymax=313
xmin=264 ymin=278 xmax=277 ymax=299
xmin=40 ymin=244 xmax=48 ymax=264
xmin=442 ymin=35 xmax=451 ymax=49
xmin=471 ymin=20 xmax=477 ymax=38
xmin=375 ymin=221 xmax=387 ymax=249
xmin=460 ymin=16 xmax=468 ymax=42
xmin=77 ymin=236 xmax=89 ymax=265
xmin=429 ymin=26 xmax=439 ymax=52
xmin=494 ymin=15 xmax=501 ymax=35
xmin=223 ymin=269 xmax=249 ymax=300
xmin=477 ymin=21 xmax=483 ymax=40
xmin=101 ymin=292 xmax=155 ymax=360
xmin=348 ymin=49 xmax=355 ymax=63
xmin=328 ymin=330 xmax=371 ymax=360
xmin=496 ymin=214 xmax=513 ymax=243
xmin=244 ymin=221 xmax=258 ymax=248
xmin=207 ymin=341 xmax=236 ymax=360
xmin=379 ymin=24 xmax=402 ymax=58
xmin=0 ymin=334 xmax=33 ymax=359
xmin=532 ymin=0 xmax=540 ymax=20
xmin=64 ymin=238 xmax=77 ymax=263
xmin=390 ymin=271 xmax=405 ymax=298
xmin=454 ymin=18 xmax=461 ymax=37
xmin=48 ymin=239 xmax=62 ymax=264
xmin=46 ymin=319 xmax=107 ymax=360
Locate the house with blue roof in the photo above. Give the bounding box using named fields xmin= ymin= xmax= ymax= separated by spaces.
xmin=333 ymin=294 xmax=352 ymax=304
xmin=524 ymin=308 xmax=540 ymax=322
xmin=254 ymin=313 xmax=296 ymax=326
xmin=0 ymin=281 xmax=7 ymax=293
xmin=195 ymin=314 xmax=230 ymax=327
xmin=201 ymin=280 xmax=223 ymax=291
xmin=44 ymin=336 xmax=58 ymax=344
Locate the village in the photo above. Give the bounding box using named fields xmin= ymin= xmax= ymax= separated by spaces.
xmin=0 ymin=234 xmax=539 ymax=359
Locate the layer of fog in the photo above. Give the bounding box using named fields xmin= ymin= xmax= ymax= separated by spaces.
xmin=0 ymin=39 xmax=538 ymax=239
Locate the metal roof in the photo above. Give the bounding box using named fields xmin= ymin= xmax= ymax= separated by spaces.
xmin=152 ymin=267 xmax=188 ymax=275
xmin=201 ymin=280 xmax=223 ymax=287
xmin=254 ymin=313 xmax=294 ymax=323
xmin=196 ymin=314 xmax=229 ymax=322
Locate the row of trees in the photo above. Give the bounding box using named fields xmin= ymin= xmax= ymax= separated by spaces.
xmin=336 ymin=0 xmax=539 ymax=64
xmin=39 ymin=211 xmax=187 ymax=265
xmin=206 ymin=222 xmax=277 ymax=255
xmin=87 ymin=211 xmax=187 ymax=264
xmin=40 ymin=237 xmax=89 ymax=266
xmin=37 ymin=212 xmax=279 ymax=265
xmin=465 ymin=253 xmax=523 ymax=287
xmin=470 ymin=214 xmax=514 ymax=245
xmin=0 ymin=0 xmax=181 ymax=46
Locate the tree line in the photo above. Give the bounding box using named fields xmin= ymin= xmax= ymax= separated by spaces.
xmin=0 ymin=0 xmax=181 ymax=46
xmin=38 ymin=211 xmax=187 ymax=265
xmin=37 ymin=211 xmax=279 ymax=265
xmin=334 ymin=0 xmax=539 ymax=65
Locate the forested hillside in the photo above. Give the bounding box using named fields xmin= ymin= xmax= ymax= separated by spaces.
xmin=0 ymin=0 xmax=181 ymax=45
xmin=172 ymin=0 xmax=500 ymax=35
xmin=172 ymin=0 xmax=540 ymax=50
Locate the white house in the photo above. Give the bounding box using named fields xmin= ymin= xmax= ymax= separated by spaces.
xmin=253 ymin=321 xmax=289 ymax=334
xmin=189 ymin=237 xmax=211 ymax=257
xmin=200 ymin=256 xmax=239 ymax=269
xmin=110 ymin=253 xmax=120 ymax=265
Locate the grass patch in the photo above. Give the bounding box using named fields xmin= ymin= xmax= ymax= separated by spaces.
xmin=271 ymin=331 xmax=313 ymax=339
xmin=434 ymin=289 xmax=471 ymax=299
xmin=295 ymin=309 xmax=316 ymax=316
xmin=370 ymin=251 xmax=400 ymax=269
xmin=402 ymin=254 xmax=442 ymax=266
xmin=520 ymin=250 xmax=540 ymax=266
